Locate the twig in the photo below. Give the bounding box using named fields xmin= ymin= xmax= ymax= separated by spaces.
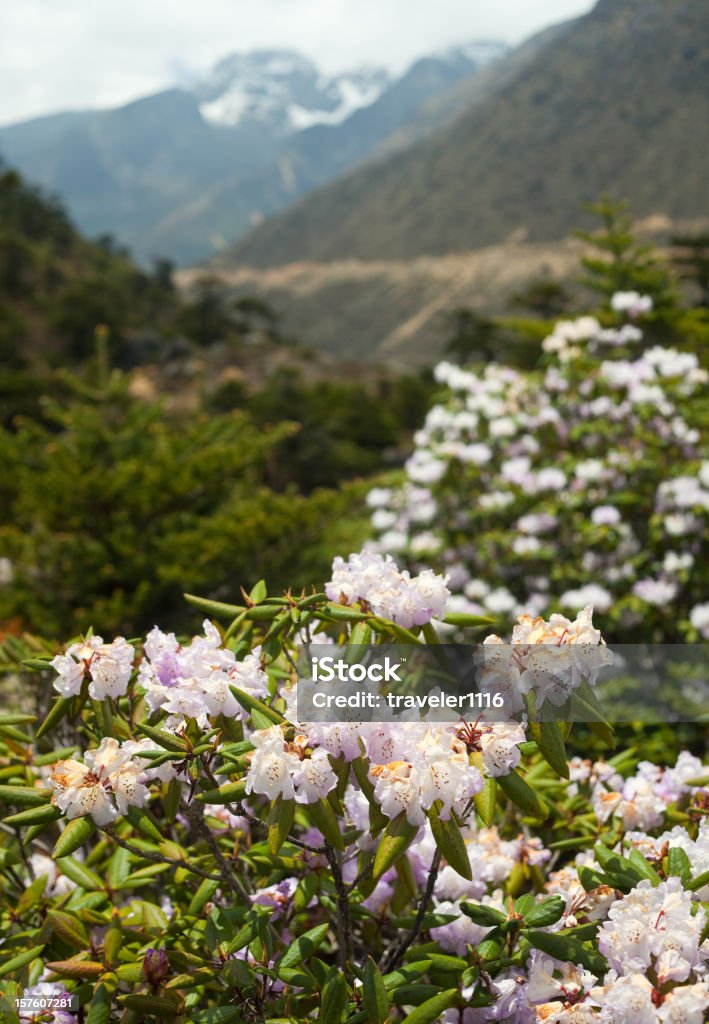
xmin=324 ymin=841 xmax=353 ymax=967
xmin=103 ymin=829 xmax=225 ymax=883
xmin=185 ymin=799 xmax=251 ymax=903
xmin=380 ymin=848 xmax=442 ymax=973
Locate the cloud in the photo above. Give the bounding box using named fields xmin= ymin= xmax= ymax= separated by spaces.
xmin=0 ymin=0 xmax=593 ymax=126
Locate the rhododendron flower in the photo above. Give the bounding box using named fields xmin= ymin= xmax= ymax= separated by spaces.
xmin=245 ymin=726 xmax=338 ymax=805
xmin=52 ymin=635 xmax=134 ymax=700
xmin=138 ymin=620 xmax=268 ymax=723
xmin=49 ymin=737 xmax=150 ymax=825
xmin=369 ymin=728 xmax=483 ymax=826
xmin=599 ymin=878 xmax=706 ymax=981
xmin=325 ymin=550 xmax=449 ymax=627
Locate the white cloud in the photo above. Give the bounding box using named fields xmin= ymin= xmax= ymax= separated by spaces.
xmin=0 ymin=0 xmax=593 ymax=126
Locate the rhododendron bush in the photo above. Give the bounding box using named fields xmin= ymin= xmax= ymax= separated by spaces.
xmin=368 ymin=294 xmax=708 ymax=643
xmin=0 ymin=562 xmax=707 ymax=1024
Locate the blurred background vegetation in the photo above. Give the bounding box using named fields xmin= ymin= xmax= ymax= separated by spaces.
xmin=1 ymin=163 xmax=708 ymax=647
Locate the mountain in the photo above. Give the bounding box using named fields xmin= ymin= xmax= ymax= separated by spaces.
xmin=224 ymin=0 xmax=709 ymax=268
xmin=0 ymin=44 xmax=507 ymax=265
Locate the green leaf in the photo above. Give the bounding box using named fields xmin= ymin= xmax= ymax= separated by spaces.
xmin=627 ymin=850 xmax=661 ymax=886
xmin=197 ymin=780 xmax=247 ymax=804
xmin=528 ymin=718 xmax=569 ymax=779
xmin=523 ymin=895 xmax=565 ymax=928
xmin=0 ymin=785 xmax=52 ymax=807
xmin=125 ymin=805 xmax=164 ymax=842
xmin=428 ymin=804 xmax=471 ymax=880
xmin=521 ymin=929 xmax=608 ymax=974
xmin=474 ymin=776 xmax=496 ymax=827
xmin=229 ymin=686 xmax=285 ymax=724
xmin=391 ymin=985 xmax=439 ymax=1006
xmin=305 ymin=798 xmax=344 ymax=851
xmin=86 ymin=984 xmax=112 ymax=1024
xmin=497 ymin=769 xmax=545 ymax=817
xmin=460 ymin=902 xmax=506 ymax=927
xmin=373 ymin=813 xmax=419 ymax=879
xmin=21 ymin=658 xmax=55 ymax=672
xmin=43 ymin=958 xmax=104 ymax=980
xmin=35 ymin=697 xmax=74 ymax=740
xmin=15 ymin=873 xmax=49 ymax=915
xmin=689 ymin=869 xmax=709 ymax=893
xmin=593 ymin=846 xmax=645 ymax=889
xmin=4 ymin=804 xmax=61 ymax=826
xmin=441 ymin=613 xmax=495 ymax=627
xmin=318 ymin=971 xmax=348 ymax=1024
xmin=268 ymin=797 xmax=295 ymax=855
xmin=188 ymin=877 xmax=220 ymax=916
xmin=667 ymin=846 xmax=692 ymax=887
xmin=279 ymin=923 xmax=331 ymax=970
xmin=249 ymin=579 xmax=268 ymax=603
xmin=47 ymin=909 xmax=89 ymax=949
xmin=0 ymin=944 xmax=45 ymax=977
xmin=190 ymin=1009 xmax=244 ymax=1024
xmin=119 ymin=994 xmax=183 ymax=1016
xmin=52 ymin=816 xmax=96 ymax=858
xmin=103 ymin=914 xmax=122 ymax=967
xmin=225 ymin=914 xmax=265 ymax=955
xmin=400 ymin=989 xmax=458 ymax=1024
xmin=362 ymin=957 xmax=388 ymax=1024
xmin=136 ymin=723 xmax=188 ymax=752
xmin=183 ymin=593 xmax=246 ymax=619
xmin=383 ymin=961 xmax=433 ymax=990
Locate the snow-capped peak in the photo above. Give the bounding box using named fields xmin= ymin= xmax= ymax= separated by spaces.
xmin=194 ymin=50 xmax=390 ymax=132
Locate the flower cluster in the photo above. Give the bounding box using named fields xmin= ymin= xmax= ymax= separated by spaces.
xmin=51 ymin=635 xmax=134 ymax=700
xmin=49 ymin=736 xmax=175 ymax=826
xmin=477 ymin=604 xmax=613 ymax=711
xmin=4 ymin=559 xmax=707 ymax=1022
xmin=245 ymin=725 xmax=337 ymax=804
xmin=325 ymin=550 xmax=450 ymax=628
xmin=368 ymin=296 xmax=708 ymax=641
xmin=138 ymin=619 xmax=268 ymax=723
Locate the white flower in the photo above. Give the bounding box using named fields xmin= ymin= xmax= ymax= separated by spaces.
xmin=369 ymin=729 xmax=483 ymax=826
xmin=52 ymin=635 xmax=134 ymax=700
xmin=601 ymin=972 xmax=657 ymax=1024
xmin=632 ymin=579 xmax=678 ymax=606
xmin=475 ymin=722 xmax=526 ymax=778
xmin=657 ymin=982 xmax=709 ymax=1024
xmin=560 ymin=585 xmax=613 ymax=614
xmin=591 ymin=505 xmax=621 ymax=527
xmin=49 ymin=737 xmax=149 ymax=825
xmin=293 ymin=747 xmax=337 ymax=804
xmin=325 ymin=551 xmax=449 ymax=627
xmin=598 ymin=878 xmax=706 ymax=981
xmin=689 ymin=603 xmax=709 ymax=639
xmin=611 ymin=291 xmax=654 ymax=317
xmin=484 ymin=588 xmax=518 ymax=615
xmin=245 ymin=726 xmax=300 ymax=802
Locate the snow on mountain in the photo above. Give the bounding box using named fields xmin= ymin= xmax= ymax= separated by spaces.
xmin=194 ymin=50 xmax=390 ymax=132
xmin=193 ymin=42 xmax=507 ymax=134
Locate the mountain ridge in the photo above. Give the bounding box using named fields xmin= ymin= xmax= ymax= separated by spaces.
xmin=0 ymin=42 xmax=507 ymax=265
xmin=223 ymin=0 xmax=709 ymax=268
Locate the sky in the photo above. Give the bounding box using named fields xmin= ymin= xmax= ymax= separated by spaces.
xmin=0 ymin=0 xmax=594 ymax=127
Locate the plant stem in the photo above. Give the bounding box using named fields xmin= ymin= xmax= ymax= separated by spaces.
xmin=380 ymin=848 xmax=442 ymax=973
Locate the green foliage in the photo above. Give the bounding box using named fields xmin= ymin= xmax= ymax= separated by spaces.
xmin=0 ymin=371 xmax=369 ymax=638
xmin=577 ymin=197 xmax=677 ymax=308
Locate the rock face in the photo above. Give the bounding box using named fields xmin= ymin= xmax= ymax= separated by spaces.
xmin=224 ymin=0 xmax=709 ymax=268
xmin=0 ymin=44 xmax=506 ymax=265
